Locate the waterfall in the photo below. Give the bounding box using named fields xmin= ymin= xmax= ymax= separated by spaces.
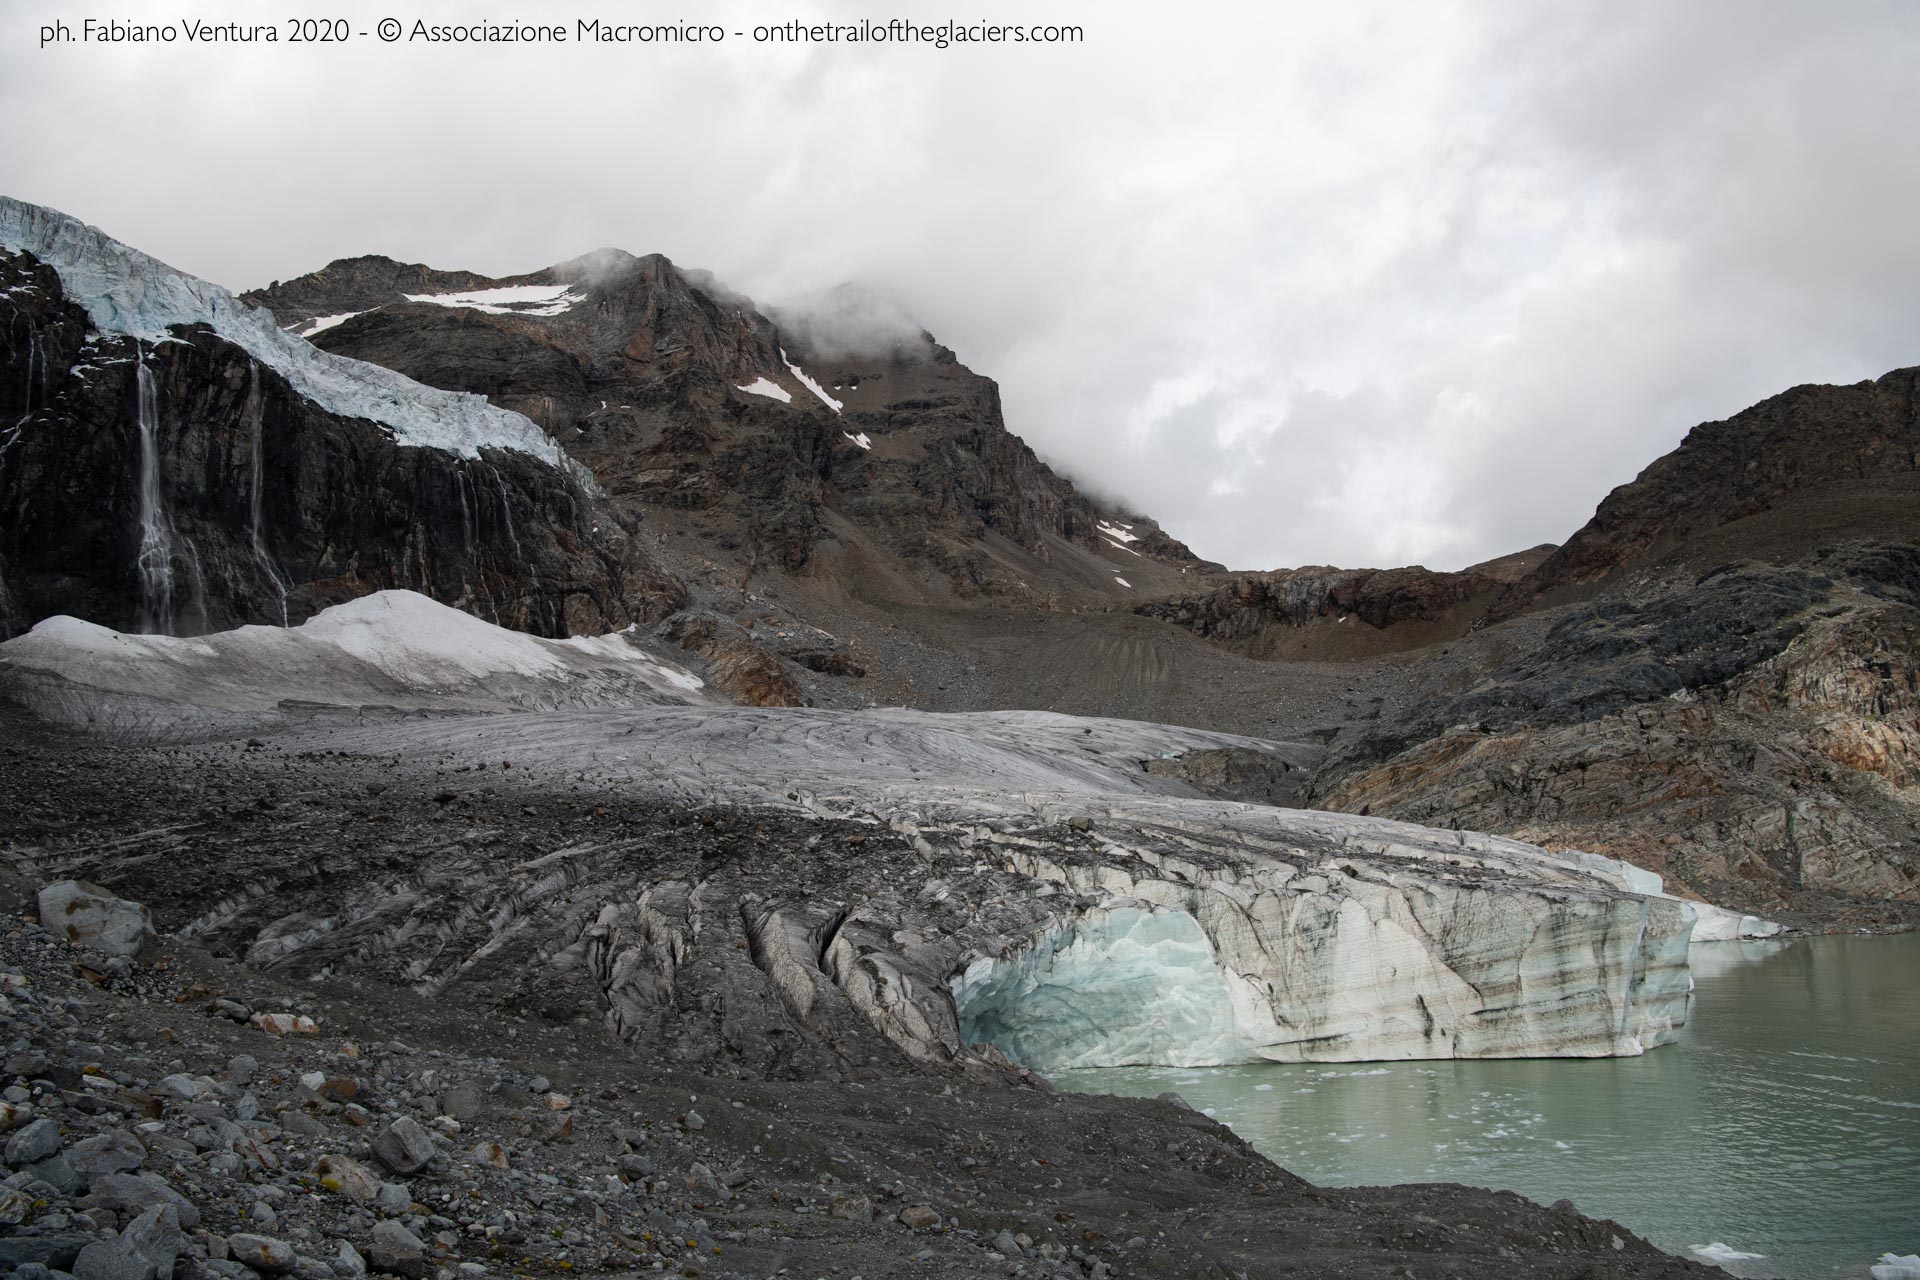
xmin=134 ymin=345 xmax=176 ymax=635
xmin=487 ymin=461 xmax=538 ymax=627
xmin=1 ymin=314 xmax=36 ymax=463
xmin=0 ymin=315 xmax=34 ymax=637
xmin=454 ymin=463 xmax=500 ymax=623
xmin=245 ymin=362 xmax=291 ymax=626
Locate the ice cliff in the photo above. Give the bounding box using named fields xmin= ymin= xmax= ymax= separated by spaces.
xmin=0 ymin=197 xmax=587 ymax=478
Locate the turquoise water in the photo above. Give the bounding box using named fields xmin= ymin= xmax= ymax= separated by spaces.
xmin=1058 ymin=935 xmax=1920 ymax=1279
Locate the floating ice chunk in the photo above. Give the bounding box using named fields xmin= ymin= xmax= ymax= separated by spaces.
xmin=1872 ymin=1254 xmax=1920 ymax=1280
xmin=0 ymin=198 xmax=585 ymax=477
xmin=782 ymin=349 xmax=843 ymax=412
xmin=1685 ymin=901 xmax=1784 ymax=943
xmin=1691 ymin=1243 xmax=1766 ymax=1264
xmin=843 ymin=431 xmax=872 ymax=450
xmin=402 ymin=283 xmax=583 ymax=316
xmin=737 ymin=377 xmax=792 ymax=404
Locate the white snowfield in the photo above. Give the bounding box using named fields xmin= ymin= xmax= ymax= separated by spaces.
xmin=0 ymin=197 xmax=588 ymax=478
xmin=402 ymin=283 xmax=584 ymax=316
xmin=0 ymin=590 xmax=708 ymax=732
xmin=782 ymin=349 xmax=843 ymax=413
xmin=736 ymin=377 xmax=792 ymax=404
xmin=292 ymin=311 xmax=364 ymax=337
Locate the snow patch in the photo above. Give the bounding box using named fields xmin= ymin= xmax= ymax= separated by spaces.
xmin=403 ymin=284 xmax=583 ymax=316
xmin=1114 ymin=576 xmax=1132 ymax=589
xmin=0 ymin=590 xmax=708 ymax=724
xmin=782 ymin=349 xmax=843 ymax=412
xmin=1096 ymin=520 xmax=1139 ymax=544
xmin=0 ymin=198 xmax=586 ymax=477
xmin=1104 ymin=538 xmax=1142 ymax=556
xmin=293 ymin=311 xmax=364 ymax=337
xmin=736 ymin=377 xmax=792 ymax=404
xmin=843 ymin=431 xmax=872 ymax=450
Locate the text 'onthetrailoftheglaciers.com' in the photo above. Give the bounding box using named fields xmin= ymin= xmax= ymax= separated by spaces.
xmin=35 ymin=16 xmax=1088 ymax=50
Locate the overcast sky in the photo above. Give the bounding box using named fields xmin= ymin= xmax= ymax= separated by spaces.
xmin=6 ymin=0 xmax=1917 ymax=570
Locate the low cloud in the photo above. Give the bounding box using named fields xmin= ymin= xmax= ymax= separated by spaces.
xmin=5 ymin=0 xmax=1914 ymax=571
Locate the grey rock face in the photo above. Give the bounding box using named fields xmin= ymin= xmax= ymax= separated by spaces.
xmin=225 ymin=1234 xmax=295 ymax=1275
xmin=5 ymin=1115 xmax=61 ymax=1164
xmin=82 ymin=1173 xmax=201 ymax=1229
xmin=73 ymin=1205 xmax=181 ymax=1280
xmin=372 ymin=1183 xmax=411 ymax=1215
xmin=0 ymin=1235 xmax=90 ymax=1271
xmin=365 ymin=1221 xmax=425 ymax=1280
xmin=369 ymin=1118 xmax=435 ymax=1175
xmin=36 ymin=881 xmax=154 ymax=957
xmin=66 ymin=1129 xmax=146 ymax=1184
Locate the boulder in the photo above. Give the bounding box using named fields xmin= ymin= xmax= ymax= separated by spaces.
xmin=369 ymin=1117 xmax=435 ymax=1175
xmin=365 ymin=1221 xmax=425 ymax=1280
xmin=313 ymin=1154 xmax=380 ymax=1201
xmin=37 ymin=880 xmax=154 ymax=957
xmin=225 ymin=1234 xmax=295 ymax=1274
xmin=73 ymin=1205 xmax=182 ymax=1280
xmin=67 ymin=1129 xmax=147 ymax=1185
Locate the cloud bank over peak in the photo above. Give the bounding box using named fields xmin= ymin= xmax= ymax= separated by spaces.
xmin=4 ymin=0 xmax=1915 ymax=572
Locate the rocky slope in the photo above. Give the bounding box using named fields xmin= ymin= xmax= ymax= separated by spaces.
xmin=1497 ymin=367 xmax=1920 ymax=612
xmin=1315 ymin=545 xmax=1920 ymax=929
xmin=245 ymin=259 xmax=1213 ymax=612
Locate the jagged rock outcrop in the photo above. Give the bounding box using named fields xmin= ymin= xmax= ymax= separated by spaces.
xmin=248 ymin=254 xmax=1217 ymax=607
xmin=0 ymin=201 xmax=684 ymax=639
xmin=1498 ymin=366 xmax=1920 ymax=612
xmin=1136 ymin=564 xmax=1504 ymax=660
xmin=1318 ymin=546 xmax=1920 ymax=925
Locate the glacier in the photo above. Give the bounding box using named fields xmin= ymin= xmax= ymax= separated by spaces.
xmin=0 ymin=197 xmax=589 ymax=479
xmin=952 ymin=904 xmax=1256 ymax=1070
xmin=0 ymin=589 xmax=710 ymax=734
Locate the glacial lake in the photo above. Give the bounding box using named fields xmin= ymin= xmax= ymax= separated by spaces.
xmin=1059 ymin=934 xmax=1920 ymax=1279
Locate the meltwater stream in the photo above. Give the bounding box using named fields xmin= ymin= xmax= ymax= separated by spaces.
xmin=1060 ymin=935 xmax=1920 ymax=1279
